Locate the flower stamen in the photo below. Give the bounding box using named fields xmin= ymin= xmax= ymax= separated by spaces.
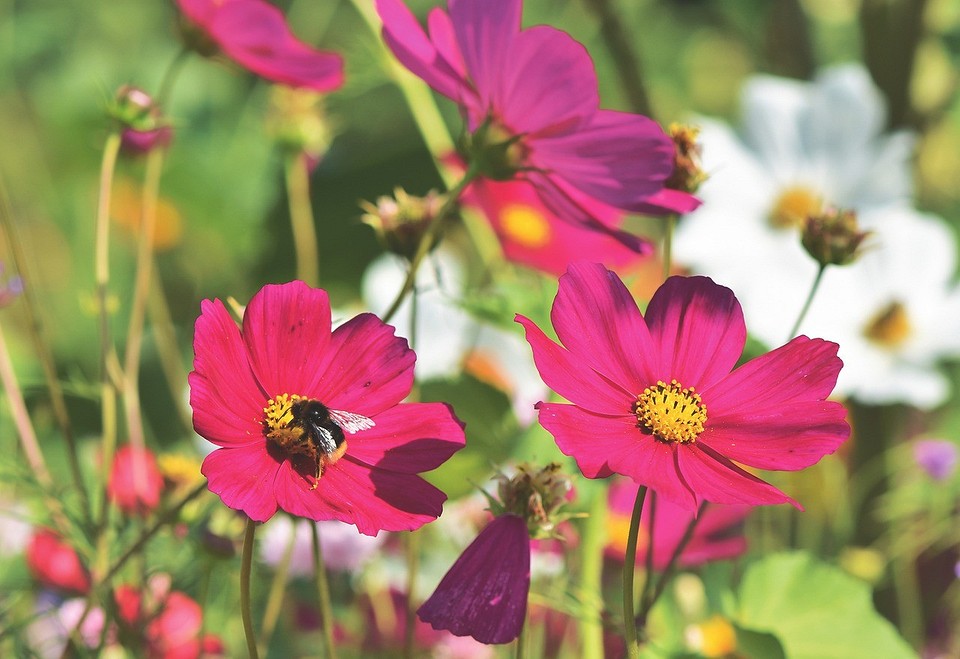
xmin=634 ymin=379 xmax=707 ymax=444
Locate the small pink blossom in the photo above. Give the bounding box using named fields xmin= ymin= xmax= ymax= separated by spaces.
xmin=108 ymin=445 xmax=165 ymax=517
xmin=518 ymin=263 xmax=849 ymax=510
xmin=912 ymin=439 xmax=958 ymax=482
xmin=177 ymin=0 xmax=344 ymax=91
xmin=190 ymin=280 xmax=465 ymax=534
xmin=26 ymin=529 xmax=90 ymax=595
xmin=377 ymin=0 xmax=699 ymax=251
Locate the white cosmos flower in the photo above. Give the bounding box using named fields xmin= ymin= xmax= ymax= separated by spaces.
xmin=674 ymin=64 xmax=960 ymax=408
xmin=259 ymin=516 xmax=385 ymax=575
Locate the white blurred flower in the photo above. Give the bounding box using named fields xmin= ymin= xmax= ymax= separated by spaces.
xmin=259 ymin=516 xmax=385 ymax=576
xmin=0 ymin=500 xmax=32 ymax=557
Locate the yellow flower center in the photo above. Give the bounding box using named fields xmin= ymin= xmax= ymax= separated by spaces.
xmin=606 ymin=510 xmax=649 ymax=556
xmin=499 ymin=203 xmax=551 ymax=248
xmin=768 ymin=185 xmax=823 ymax=230
xmin=634 ymin=380 xmax=707 ymax=444
xmin=863 ymin=300 xmax=912 ymax=349
xmin=688 ymin=615 xmax=738 ymax=658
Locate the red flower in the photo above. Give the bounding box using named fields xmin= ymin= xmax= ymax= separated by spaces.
xmin=517 ymin=263 xmax=850 ymax=510
xmin=177 ymin=0 xmax=344 ymax=92
xmin=418 ymin=514 xmax=530 ymax=644
xmin=606 ymin=479 xmax=749 ymax=569
xmin=190 ymin=281 xmax=465 ymax=534
xmin=108 ymin=445 xmax=165 ymax=516
xmin=26 ymin=529 xmax=90 ymax=594
xmin=115 ymin=585 xmax=219 ymax=659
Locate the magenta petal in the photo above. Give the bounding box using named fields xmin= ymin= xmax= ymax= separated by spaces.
xmin=448 ymin=0 xmax=521 ymax=107
xmin=347 ymin=403 xmax=465 ymax=473
xmin=201 ymin=445 xmax=280 ymax=522
xmin=497 ymin=26 xmax=597 ymax=135
xmin=531 ymin=110 xmax=675 ymax=210
xmin=537 ymin=403 xmax=698 ymax=509
xmin=377 ymin=0 xmax=468 ymax=101
xmin=551 ymin=262 xmax=658 ymax=390
xmin=241 ymin=281 xmax=332 ymax=398
xmin=629 ymin=187 xmax=702 ymax=216
xmin=427 ymin=7 xmax=467 ymax=79
xmin=274 ymin=459 xmax=446 ymax=535
xmin=516 ymin=315 xmax=633 ymax=415
xmin=677 ymin=444 xmax=800 ymax=509
xmin=644 ymin=276 xmax=746 ymax=390
xmin=308 ymin=313 xmax=415 ymax=416
xmin=418 ymin=514 xmax=530 ymax=644
xmin=209 ymin=0 xmax=344 ymax=91
xmin=190 ymin=298 xmax=265 ymax=448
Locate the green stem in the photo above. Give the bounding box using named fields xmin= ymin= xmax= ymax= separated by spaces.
xmin=156 ymin=47 xmax=190 ymax=108
xmin=311 ymin=522 xmax=338 ymax=659
xmin=581 ymin=0 xmax=653 ymax=116
xmin=623 ymin=486 xmax=648 ymax=659
xmin=579 ymin=482 xmax=608 ymax=659
xmin=381 ymin=165 xmax=479 ymax=324
xmin=787 ymin=263 xmax=826 ymax=340
xmin=241 ymin=517 xmax=261 ymax=659
xmin=403 ymin=529 xmax=421 ymax=659
xmin=638 ymin=503 xmax=707 ymax=624
xmin=285 ymin=151 xmax=320 ymax=287
xmin=516 ymin=611 xmax=527 ymax=659
xmin=260 ymin=519 xmax=298 ymax=654
xmin=640 ymin=492 xmax=656 ymax=610
xmin=146 ymin=264 xmax=193 ymax=431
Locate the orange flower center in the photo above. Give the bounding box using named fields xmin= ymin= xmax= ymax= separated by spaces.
xmin=499 ymin=203 xmax=551 ymax=248
xmin=768 ymin=185 xmax=822 ymax=230
xmin=862 ymin=300 xmax=912 ymax=349
xmin=634 ymin=380 xmax=707 ymax=444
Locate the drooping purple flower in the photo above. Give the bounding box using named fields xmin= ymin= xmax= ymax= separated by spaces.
xmin=418 ymin=514 xmax=530 ymax=644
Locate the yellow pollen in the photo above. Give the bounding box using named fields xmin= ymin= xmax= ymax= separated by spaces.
xmin=634 ymin=379 xmax=707 ymax=444
xmin=499 ymin=203 xmax=552 ymax=248
xmin=863 ymin=300 xmax=912 ymax=349
xmin=689 ymin=615 xmax=738 ymax=658
xmin=263 ymin=393 xmax=304 ymax=432
xmin=769 ymin=186 xmax=823 ymax=229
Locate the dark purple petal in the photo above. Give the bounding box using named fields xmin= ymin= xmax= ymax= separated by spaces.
xmin=418 ymin=514 xmax=530 ymax=644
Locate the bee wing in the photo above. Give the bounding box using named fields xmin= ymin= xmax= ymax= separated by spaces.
xmin=328 ymin=409 xmax=376 ymax=435
xmin=311 ymin=424 xmax=340 ymax=454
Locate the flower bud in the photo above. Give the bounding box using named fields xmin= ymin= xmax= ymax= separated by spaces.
xmin=266 ymin=86 xmax=334 ymax=163
xmin=801 ymin=207 xmax=869 ymax=267
xmin=490 ymin=463 xmax=574 ymax=538
xmin=108 ymin=85 xmax=171 ymax=154
xmin=664 ymin=123 xmax=708 ymax=194
xmin=360 ymin=188 xmax=447 ymax=260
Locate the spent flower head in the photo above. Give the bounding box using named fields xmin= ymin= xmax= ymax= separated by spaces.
xmin=801 ymin=207 xmax=870 ymax=267
xmin=665 ymin=123 xmax=708 ymax=194
xmin=361 ymin=188 xmax=448 ymax=261
xmin=488 ymin=462 xmax=574 ymax=538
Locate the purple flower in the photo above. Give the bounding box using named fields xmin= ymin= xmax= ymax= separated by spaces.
xmin=913 ymin=439 xmax=958 ymax=482
xmin=418 ymin=514 xmax=530 ymax=644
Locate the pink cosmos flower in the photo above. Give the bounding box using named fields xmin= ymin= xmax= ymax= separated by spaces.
xmin=376 ymin=0 xmax=699 ymax=252
xmin=26 ymin=529 xmax=90 ymax=595
xmin=190 ymin=280 xmax=465 ymax=534
xmin=517 ymin=262 xmax=849 ymax=510
xmin=606 ymin=478 xmax=749 ymax=569
xmin=108 ymin=445 xmax=165 ymax=517
xmin=177 ymin=0 xmax=344 ymax=92
xmin=115 ymin=585 xmax=221 ymax=659
xmin=418 ymin=513 xmax=531 ymax=644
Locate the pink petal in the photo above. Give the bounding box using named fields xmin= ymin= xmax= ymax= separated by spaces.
xmin=515 ymin=315 xmax=632 ymax=415
xmin=530 ymin=110 xmax=675 ymax=210
xmin=308 ymin=313 xmax=415 ymax=417
xmin=376 ymin=0 xmax=471 ymax=102
xmin=427 ymin=7 xmax=467 ymax=80
xmin=497 ymin=26 xmax=597 ymax=135
xmin=644 ymin=276 xmax=746 ymax=391
xmin=448 ymin=0 xmax=522 ymax=109
xmin=273 ymin=458 xmax=446 ymax=535
xmin=241 ymin=281 xmax=332 ymax=398
xmin=209 ymin=0 xmax=344 ymax=91
xmin=551 ymin=262 xmax=658 ymax=391
xmin=536 ymin=402 xmax=697 ymax=509
xmin=418 ymin=514 xmax=529 ymax=644
xmin=190 ymin=298 xmax=265 ymax=448
xmin=346 ymin=403 xmax=465 ymax=473
xmin=628 ymin=187 xmax=702 ymax=216
xmin=202 ymin=445 xmax=280 ymax=522
xmin=676 ymin=444 xmax=800 ymax=509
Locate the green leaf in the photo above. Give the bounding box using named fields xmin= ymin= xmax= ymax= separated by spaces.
xmin=734 ymin=551 xmax=917 ymax=659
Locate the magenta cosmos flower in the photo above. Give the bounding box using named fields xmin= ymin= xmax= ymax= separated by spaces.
xmin=177 ymin=0 xmax=344 ymax=92
xmin=418 ymin=513 xmax=530 ymax=644
xmin=517 ymin=263 xmax=849 ymax=510
xmin=376 ymin=0 xmax=699 ymax=252
xmin=190 ymin=281 xmax=465 ymax=534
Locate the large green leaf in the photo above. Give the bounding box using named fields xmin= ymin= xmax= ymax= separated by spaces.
xmin=734 ymin=551 xmax=917 ymax=659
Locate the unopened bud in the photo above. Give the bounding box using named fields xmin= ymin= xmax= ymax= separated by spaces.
xmin=801 ymin=207 xmax=869 ymax=267
xmin=108 ymin=86 xmax=171 ymax=154
xmin=266 ymin=86 xmax=334 ymax=163
xmin=360 ymin=188 xmax=447 ymax=260
xmin=665 ymin=123 xmax=708 ymax=194
xmin=490 ymin=463 xmax=574 ymax=538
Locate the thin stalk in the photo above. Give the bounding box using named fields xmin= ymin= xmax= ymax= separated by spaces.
xmin=285 ymin=151 xmax=320 ymax=286
xmin=581 ymin=0 xmax=653 ymax=116
xmin=146 ymin=264 xmax=192 ymax=430
xmin=0 ymin=169 xmax=89 ymax=519
xmin=640 ymin=492 xmax=656 ymax=610
xmin=578 ymin=483 xmax=608 ymax=659
xmin=622 ymin=485 xmax=648 ymax=659
xmin=260 ymin=520 xmax=298 ymax=653
xmin=156 ymin=47 xmax=190 ymax=108
xmin=310 ymin=522 xmax=337 ymax=659
xmin=516 ymin=611 xmax=527 ymax=659
xmin=382 ymin=166 xmax=479 ymax=324
xmin=638 ymin=502 xmax=707 ymax=624
xmin=403 ymin=528 xmax=421 ymax=659
xmin=662 ymin=215 xmax=676 ymax=281
xmin=787 ymin=263 xmax=826 ymax=340
xmin=241 ymin=517 xmax=261 ymax=659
